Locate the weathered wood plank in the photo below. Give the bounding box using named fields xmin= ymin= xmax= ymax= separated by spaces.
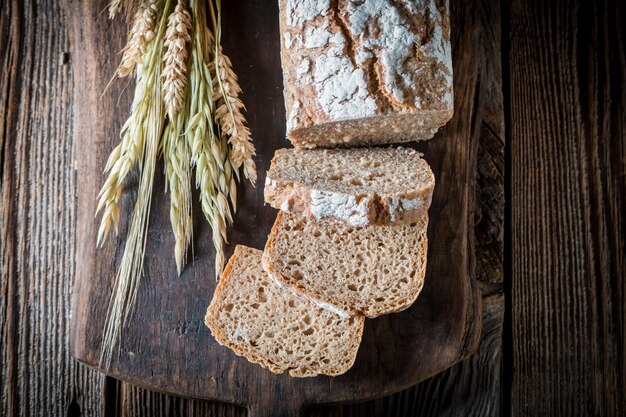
xmin=0 ymin=1 xmax=105 ymax=416
xmin=509 ymin=0 xmax=625 ymax=415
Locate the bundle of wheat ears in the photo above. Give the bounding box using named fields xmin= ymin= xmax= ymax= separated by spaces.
xmin=97 ymin=0 xmax=256 ymax=365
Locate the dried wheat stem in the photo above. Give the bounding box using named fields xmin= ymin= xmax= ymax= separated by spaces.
xmin=162 ymin=1 xmax=192 ymax=120
xmin=117 ymin=0 xmax=159 ymax=78
xmin=163 ymin=113 xmax=192 ymax=274
xmin=109 ymin=0 xmax=143 ymax=19
xmin=186 ymin=0 xmax=233 ymax=278
xmin=211 ymin=0 xmax=257 ymax=186
xmin=99 ymin=0 xmax=171 ymax=368
xmin=96 ymin=70 xmax=152 ymax=246
xmin=100 ymin=107 xmax=161 ymax=367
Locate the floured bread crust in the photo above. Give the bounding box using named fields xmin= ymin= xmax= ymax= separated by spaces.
xmin=266 ymin=178 xmax=432 ymax=226
xmin=279 ymin=0 xmax=453 ymax=147
xmin=264 ymin=147 xmax=435 ymax=225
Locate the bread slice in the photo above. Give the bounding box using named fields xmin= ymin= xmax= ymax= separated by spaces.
xmin=205 ymin=245 xmax=365 ymax=377
xmin=264 ymin=147 xmax=435 ymax=226
xmin=263 ymin=212 xmax=429 ymax=318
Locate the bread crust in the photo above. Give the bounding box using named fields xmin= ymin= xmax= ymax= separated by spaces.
xmin=279 ymin=0 xmax=453 ymax=147
xmin=265 ymin=176 xmax=434 ymax=226
xmin=288 ymin=111 xmax=453 ymax=148
xmin=264 ymin=147 xmax=436 ymax=226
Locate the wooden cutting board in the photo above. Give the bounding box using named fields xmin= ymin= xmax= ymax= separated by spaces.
xmin=68 ymin=1 xmax=482 ymax=415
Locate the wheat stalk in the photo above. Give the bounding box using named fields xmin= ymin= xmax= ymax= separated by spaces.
xmin=108 ymin=0 xmax=124 ymax=18
xmin=117 ymin=0 xmax=159 ymax=78
xmin=99 ymin=0 xmax=170 ymax=368
xmin=209 ymin=8 xmax=256 ymax=186
xmin=163 ymin=109 xmax=193 ymax=274
xmin=100 ymin=1 xmax=257 ymax=354
xmin=162 ymin=1 xmax=192 ymax=120
xmin=108 ymin=0 xmax=143 ymax=19
xmin=185 ymin=0 xmax=234 ymax=278
xmin=209 ymin=0 xmax=256 ymax=186
xmin=98 ymin=1 xmax=165 ymax=246
xmin=96 ymin=69 xmax=149 ymax=245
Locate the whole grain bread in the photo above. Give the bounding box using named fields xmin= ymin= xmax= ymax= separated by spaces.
xmin=263 ymin=212 xmax=429 ymax=318
xmin=265 ymin=147 xmax=434 ymax=226
xmin=279 ymin=0 xmax=453 ymax=148
xmin=205 ymin=245 xmax=365 ymax=377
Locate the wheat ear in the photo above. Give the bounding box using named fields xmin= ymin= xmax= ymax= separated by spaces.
xmin=187 ymin=0 xmax=233 ymax=278
xmin=108 ymin=0 xmax=123 ymax=18
xmin=162 ymin=1 xmax=192 ymax=120
xmin=163 ymin=111 xmax=193 ymax=274
xmin=96 ymin=73 xmax=149 ymax=245
xmin=210 ymin=0 xmax=257 ymax=186
xmin=117 ymin=0 xmax=159 ymax=78
xmin=108 ymin=0 xmax=142 ymax=19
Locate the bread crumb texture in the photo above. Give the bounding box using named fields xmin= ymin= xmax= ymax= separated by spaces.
xmin=264 ymin=211 xmax=429 ymax=317
xmin=205 ymin=246 xmax=364 ymax=377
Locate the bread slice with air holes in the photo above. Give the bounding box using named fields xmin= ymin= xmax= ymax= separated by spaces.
xmin=262 ymin=211 xmax=429 ymax=318
xmin=264 ymin=147 xmax=435 ymax=226
xmin=204 ymin=245 xmax=365 ymax=377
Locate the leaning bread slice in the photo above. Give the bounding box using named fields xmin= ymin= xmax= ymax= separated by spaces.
xmin=205 ymin=245 xmax=364 ymax=377
xmin=263 ymin=212 xmax=429 ymax=318
xmin=265 ymin=147 xmax=435 ymax=226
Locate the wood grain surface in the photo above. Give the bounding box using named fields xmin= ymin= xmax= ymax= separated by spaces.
xmin=509 ymin=0 xmax=625 ymax=415
xmin=0 ymin=1 xmax=105 ymax=416
xmin=65 ymin=0 xmax=484 ymax=414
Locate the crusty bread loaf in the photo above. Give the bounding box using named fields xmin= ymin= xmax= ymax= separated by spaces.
xmin=279 ymin=0 xmax=453 ymax=148
xmin=265 ymin=147 xmax=434 ymax=226
xmin=205 ymin=245 xmax=364 ymax=377
xmin=263 ymin=212 xmax=429 ymax=317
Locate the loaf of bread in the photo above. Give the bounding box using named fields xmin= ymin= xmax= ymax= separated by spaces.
xmin=279 ymin=0 xmax=453 ymax=148
xmin=265 ymin=147 xmax=434 ymax=226
xmin=205 ymin=245 xmax=365 ymax=377
xmin=263 ymin=212 xmax=429 ymax=317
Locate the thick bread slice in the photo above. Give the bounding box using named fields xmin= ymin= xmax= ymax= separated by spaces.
xmin=205 ymin=245 xmax=364 ymax=377
xmin=264 ymin=147 xmax=435 ymax=226
xmin=279 ymin=0 xmax=453 ymax=148
xmin=263 ymin=212 xmax=429 ymax=318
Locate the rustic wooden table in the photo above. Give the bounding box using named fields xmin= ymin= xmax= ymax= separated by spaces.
xmin=1 ymin=0 xmax=623 ymax=416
